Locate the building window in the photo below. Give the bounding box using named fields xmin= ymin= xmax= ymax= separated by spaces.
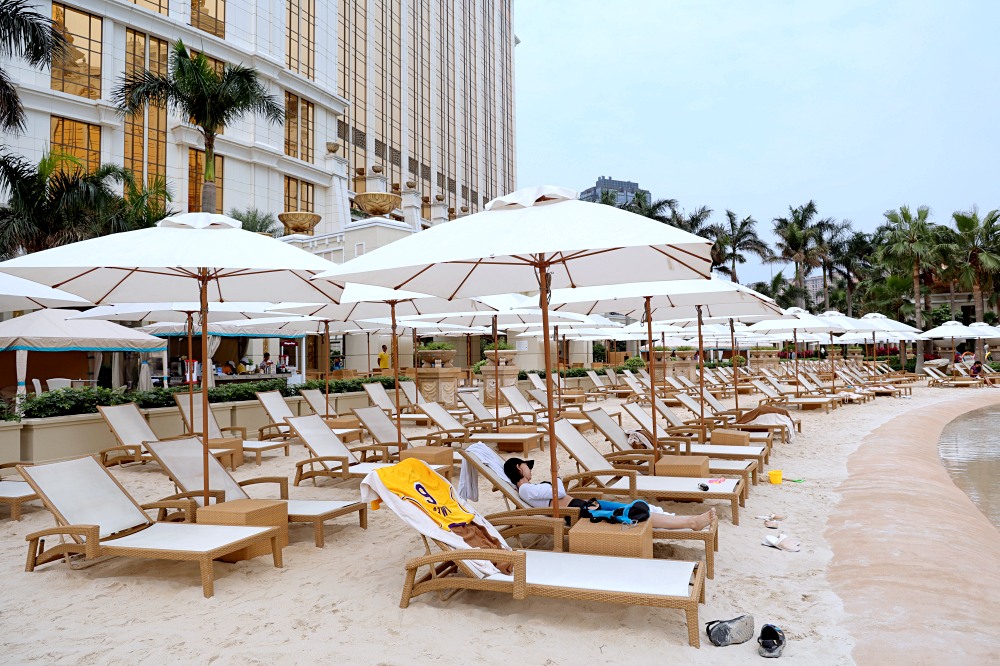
xmin=286 ymin=0 xmax=315 ymax=79
xmin=50 ymin=116 xmax=101 ymax=172
xmin=188 ymin=149 xmax=224 ymax=213
xmin=284 ymin=176 xmax=314 ymax=212
xmin=284 ymin=92 xmax=314 ymax=163
xmin=125 ymin=30 xmax=168 ymax=190
xmin=131 ymin=0 xmax=168 ymax=14
xmin=191 ymin=0 xmax=225 ymax=38
xmin=51 ymin=4 xmax=102 ymax=100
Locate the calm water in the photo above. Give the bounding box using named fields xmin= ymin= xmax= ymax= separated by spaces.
xmin=938 ymin=405 xmax=1000 ymax=529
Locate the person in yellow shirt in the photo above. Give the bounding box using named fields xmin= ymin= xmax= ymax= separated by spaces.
xmin=377 ymin=344 xmax=390 ymax=369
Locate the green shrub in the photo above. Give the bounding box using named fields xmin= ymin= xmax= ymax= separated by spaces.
xmin=417 ymin=341 xmax=455 ymax=351
xmin=472 ymin=359 xmax=488 ymax=375
xmin=21 ymin=387 xmax=132 ymax=419
xmin=592 ymin=342 xmax=607 ymax=363
xmin=483 ymin=340 xmax=514 ymax=351
xmin=623 ymin=356 xmax=646 ymax=371
xmin=731 ymin=354 xmax=746 ymax=367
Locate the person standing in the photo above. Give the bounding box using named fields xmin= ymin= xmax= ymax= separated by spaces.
xmin=377 ymin=344 xmax=390 ymax=369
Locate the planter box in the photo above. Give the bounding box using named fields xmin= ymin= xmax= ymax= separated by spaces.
xmin=0 ymin=421 xmax=22 ymax=461
xmin=20 ymin=412 xmax=117 ymax=462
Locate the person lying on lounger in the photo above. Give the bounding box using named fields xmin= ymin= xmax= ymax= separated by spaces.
xmin=503 ymin=457 xmax=715 ymax=530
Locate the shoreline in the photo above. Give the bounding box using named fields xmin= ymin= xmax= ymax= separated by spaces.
xmin=827 ymin=390 xmax=1000 ymax=664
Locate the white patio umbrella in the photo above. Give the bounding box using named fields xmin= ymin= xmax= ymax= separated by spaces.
xmin=314 ymin=185 xmax=714 ymax=513
xmin=0 ymin=273 xmax=91 ymax=310
xmin=920 ymin=321 xmax=993 ymax=367
xmin=553 ymin=278 xmax=780 ymax=426
xmin=0 ymin=213 xmax=344 ymax=503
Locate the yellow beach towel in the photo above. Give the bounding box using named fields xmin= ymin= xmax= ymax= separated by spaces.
xmin=373 ymin=458 xmax=474 ymax=530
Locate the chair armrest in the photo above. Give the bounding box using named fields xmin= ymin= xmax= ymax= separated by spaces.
xmin=347 ymin=444 xmax=393 ymax=462
xmin=429 ymin=428 xmax=471 ymax=442
xmin=296 ymin=455 xmax=352 ymax=479
xmin=488 ymin=514 xmax=567 ymax=551
xmin=25 ymin=524 xmax=101 ymax=559
xmin=220 ymin=426 xmax=247 ymax=439
xmin=562 ymin=468 xmax=637 ymax=499
xmin=464 ymin=420 xmax=498 ymax=432
xmin=239 ymin=476 xmax=290 ymax=499
xmin=403 ymin=549 xmax=527 ymax=594
xmin=142 ymin=499 xmax=196 ymax=522
xmin=604 ymin=450 xmax=656 ymax=468
xmin=257 ymin=423 xmax=290 ymax=440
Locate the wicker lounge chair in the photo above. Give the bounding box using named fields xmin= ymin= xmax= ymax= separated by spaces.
xmin=19 ymin=456 xmax=282 ymax=597
xmin=288 ymin=414 xmax=448 ymax=485
xmin=146 ymin=437 xmax=367 ymax=548
xmin=458 ymin=447 xmax=719 ymax=579
xmin=174 ymin=394 xmax=290 ymax=466
xmin=553 ymin=420 xmax=744 ymax=525
xmin=360 ymin=463 xmax=708 ymax=647
xmin=751 ymin=381 xmax=837 ymax=412
xmin=353 ymin=405 xmax=443 ymax=453
xmin=419 ymin=402 xmax=546 ymax=452
xmin=0 ymin=462 xmax=38 ymax=521
xmin=399 ymin=380 xmax=470 ymax=418
xmin=97 ymin=403 xmax=234 ymax=468
xmin=586 ymin=370 xmax=631 ymax=399
xmin=457 ymin=391 xmax=517 ymax=428
xmin=363 ymin=382 xmax=433 ymax=426
xmin=498 ymin=385 xmax=590 ymax=432
xmin=671 ymin=393 xmax=789 ymax=444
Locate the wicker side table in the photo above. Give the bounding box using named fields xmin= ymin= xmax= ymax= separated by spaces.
xmin=197 ymin=499 xmax=288 ymax=563
xmin=654 ymin=455 xmax=710 ymax=478
xmin=569 ymin=518 xmax=653 ymax=558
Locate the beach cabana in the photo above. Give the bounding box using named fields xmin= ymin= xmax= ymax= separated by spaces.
xmin=0 ymin=309 xmax=166 ymax=401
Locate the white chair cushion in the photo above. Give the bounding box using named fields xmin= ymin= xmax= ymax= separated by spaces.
xmin=105 ymin=522 xmax=272 ymax=553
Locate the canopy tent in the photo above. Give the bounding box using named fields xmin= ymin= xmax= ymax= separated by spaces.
xmin=0 ymin=309 xmax=166 ymax=402
xmin=314 ymin=185 xmax=714 ymax=516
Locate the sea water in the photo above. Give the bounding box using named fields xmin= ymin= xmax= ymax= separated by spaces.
xmin=938 ymin=405 xmax=1000 ymax=530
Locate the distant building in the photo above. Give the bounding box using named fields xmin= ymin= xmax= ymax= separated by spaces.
xmin=803 ymin=275 xmax=825 ymax=304
xmin=579 ymin=176 xmax=648 ymax=206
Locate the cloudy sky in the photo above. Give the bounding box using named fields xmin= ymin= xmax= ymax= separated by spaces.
xmin=513 ymin=1 xmax=1000 ymax=284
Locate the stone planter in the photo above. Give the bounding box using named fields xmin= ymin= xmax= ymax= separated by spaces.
xmin=0 ymin=421 xmax=22 ymax=461
xmin=20 ymin=412 xmax=116 ymax=462
xmin=484 ymin=349 xmax=518 ymax=366
xmin=278 ymin=211 xmax=321 ymax=236
xmin=354 ymin=192 xmax=402 ymax=216
xmin=675 ymin=350 xmax=696 ymax=361
xmin=827 ymin=348 xmax=843 ymax=360
xmin=415 ymin=367 xmax=463 ymax=407
xmin=416 ymin=349 xmax=457 ymax=368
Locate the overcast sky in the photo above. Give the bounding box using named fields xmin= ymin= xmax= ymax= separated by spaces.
xmin=513 ymin=0 xmax=1000 ymax=285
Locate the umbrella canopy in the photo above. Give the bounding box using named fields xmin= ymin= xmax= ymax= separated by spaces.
xmin=393 ymin=309 xmax=591 ymax=328
xmin=815 ymin=310 xmax=880 ymax=332
xmin=0 ymin=273 xmax=90 ymax=310
xmin=274 ymin=283 xmax=494 ymax=320
xmin=314 ymin=185 xmax=714 ymax=516
xmin=67 ymin=302 xmax=309 ymax=323
xmin=139 ymin=321 xmax=308 ymax=338
xmin=0 ymin=309 xmax=167 ymax=352
xmin=860 ymin=312 xmax=921 ymax=333
xmin=969 ymin=322 xmax=1000 ymax=340
xmin=835 ymin=331 xmax=910 ymax=344
xmin=919 ymin=321 xmax=993 ymax=340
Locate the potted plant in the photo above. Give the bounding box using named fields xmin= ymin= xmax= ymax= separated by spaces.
xmin=674 ymin=346 xmax=696 ymax=361
xmin=652 ymin=345 xmax=671 ymax=362
xmin=483 ymin=340 xmax=518 ymax=366
xmin=416 ymin=341 xmax=457 ymax=367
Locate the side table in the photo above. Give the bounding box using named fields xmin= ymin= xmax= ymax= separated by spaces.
xmin=197 ymin=499 xmax=288 ymax=563
xmin=569 ymin=518 xmax=653 ymax=559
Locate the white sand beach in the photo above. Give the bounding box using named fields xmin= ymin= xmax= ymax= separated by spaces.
xmin=2 ymin=387 xmax=999 ymax=664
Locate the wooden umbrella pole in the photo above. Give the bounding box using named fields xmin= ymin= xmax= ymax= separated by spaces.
xmin=390 ymin=301 xmax=402 ymax=446
xmin=537 ymin=263 xmax=559 ymax=520
xmin=186 ymin=312 xmax=194 ymax=432
xmin=493 ymin=315 xmax=500 ymax=429
xmin=829 ymin=332 xmax=837 ymax=393
xmin=324 ymin=320 xmax=331 ymax=418
xmin=730 ymin=318 xmax=740 ymax=412
xmin=696 ymin=305 xmax=705 ymax=425
xmin=644 ymin=297 xmax=658 ymax=461
xmin=555 ymin=325 xmax=563 ymax=409
xmin=794 ymin=328 xmax=800 ymax=397
xmin=199 ymin=272 xmax=211 ymax=506
xmin=366 ymin=332 xmax=371 ymax=375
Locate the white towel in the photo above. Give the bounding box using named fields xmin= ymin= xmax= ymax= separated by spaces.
xmin=458 ymin=442 xmax=510 ymax=501
xmin=747 ymin=413 xmax=796 ymax=443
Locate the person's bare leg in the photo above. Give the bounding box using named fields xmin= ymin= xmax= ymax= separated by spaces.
xmin=651 ymin=508 xmax=715 ymax=530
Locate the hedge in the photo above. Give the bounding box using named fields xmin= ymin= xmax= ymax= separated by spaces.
xmin=17 ymin=376 xmax=408 ymax=420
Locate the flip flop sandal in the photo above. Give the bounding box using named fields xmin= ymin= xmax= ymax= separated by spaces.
xmin=755 ymin=513 xmax=787 ymax=521
xmin=761 ymin=533 xmax=800 ymax=552
xmin=764 ymin=520 xmax=780 ymax=529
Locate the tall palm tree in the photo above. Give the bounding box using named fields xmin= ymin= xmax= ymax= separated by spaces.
xmin=0 ymin=150 xmax=169 ymax=258
xmin=748 ymin=271 xmax=804 ymax=310
xmin=814 ymin=218 xmax=852 ymax=310
xmin=0 ymin=0 xmax=66 ymax=133
xmin=832 ymin=231 xmax=872 ymax=317
xmin=112 ymin=40 xmax=283 ymax=213
xmin=771 ymin=201 xmax=821 ymax=309
xmin=716 ymin=210 xmax=770 ymax=284
xmin=596 ymin=189 xmax=620 ymax=207
xmin=667 ymin=204 xmax=714 ymax=236
xmin=880 ymin=205 xmax=936 ymax=370
xmin=951 ymin=207 xmax=1000 ymax=355
xmin=622 ymin=190 xmax=678 ymax=224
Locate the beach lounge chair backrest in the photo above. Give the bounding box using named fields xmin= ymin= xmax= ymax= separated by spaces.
xmin=653 ymin=398 xmax=687 ymax=427
xmin=399 ymin=381 xmax=425 ymax=406
xmin=586 ymin=370 xmax=607 ymax=389
xmin=461 ymin=449 xmax=527 ymax=509
xmin=673 ymin=392 xmax=704 ymax=416
xmin=354 ymin=406 xmax=409 ymax=446
xmin=623 ymin=402 xmax=656 ymax=436
xmin=258 ymin=391 xmax=295 ymax=423
xmin=585 ymin=408 xmax=630 ymax=450
xmin=20 ymin=457 xmax=150 ymax=538
xmin=527 ymin=388 xmax=552 ymax=406
xmin=622 ymin=375 xmax=646 ymax=395
xmin=527 ymin=373 xmax=546 ymax=391
xmin=174 ymin=394 xmax=224 ymax=439
xmin=287 ymin=415 xmax=358 ymax=464
xmin=664 ymin=376 xmax=686 ymax=392
xmin=364 ymin=382 xmax=399 ymax=414
xmin=146 ymin=437 xmax=248 ymax=504
xmin=98 ymin=403 xmax=157 ymax=447
xmin=752 ymin=380 xmax=779 ymax=398
xmin=698 ymin=389 xmax=728 ymax=414
xmin=553 ymin=419 xmax=615 ymax=475
xmin=300 ymin=389 xmax=334 ymax=417
xmin=419 ymin=402 xmax=464 ymax=431
xmin=499 ymin=386 xmax=533 ymax=413
xmin=458 ymin=392 xmax=494 ymax=421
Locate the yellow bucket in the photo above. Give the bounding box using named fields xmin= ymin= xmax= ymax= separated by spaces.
xmin=768 ymin=469 xmax=783 ymax=485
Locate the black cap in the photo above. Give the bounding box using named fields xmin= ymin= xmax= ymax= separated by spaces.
xmin=503 ymin=457 xmax=534 ymax=484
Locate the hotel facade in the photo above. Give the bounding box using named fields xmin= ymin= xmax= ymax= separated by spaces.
xmin=2 ymin=0 xmax=517 ymax=263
